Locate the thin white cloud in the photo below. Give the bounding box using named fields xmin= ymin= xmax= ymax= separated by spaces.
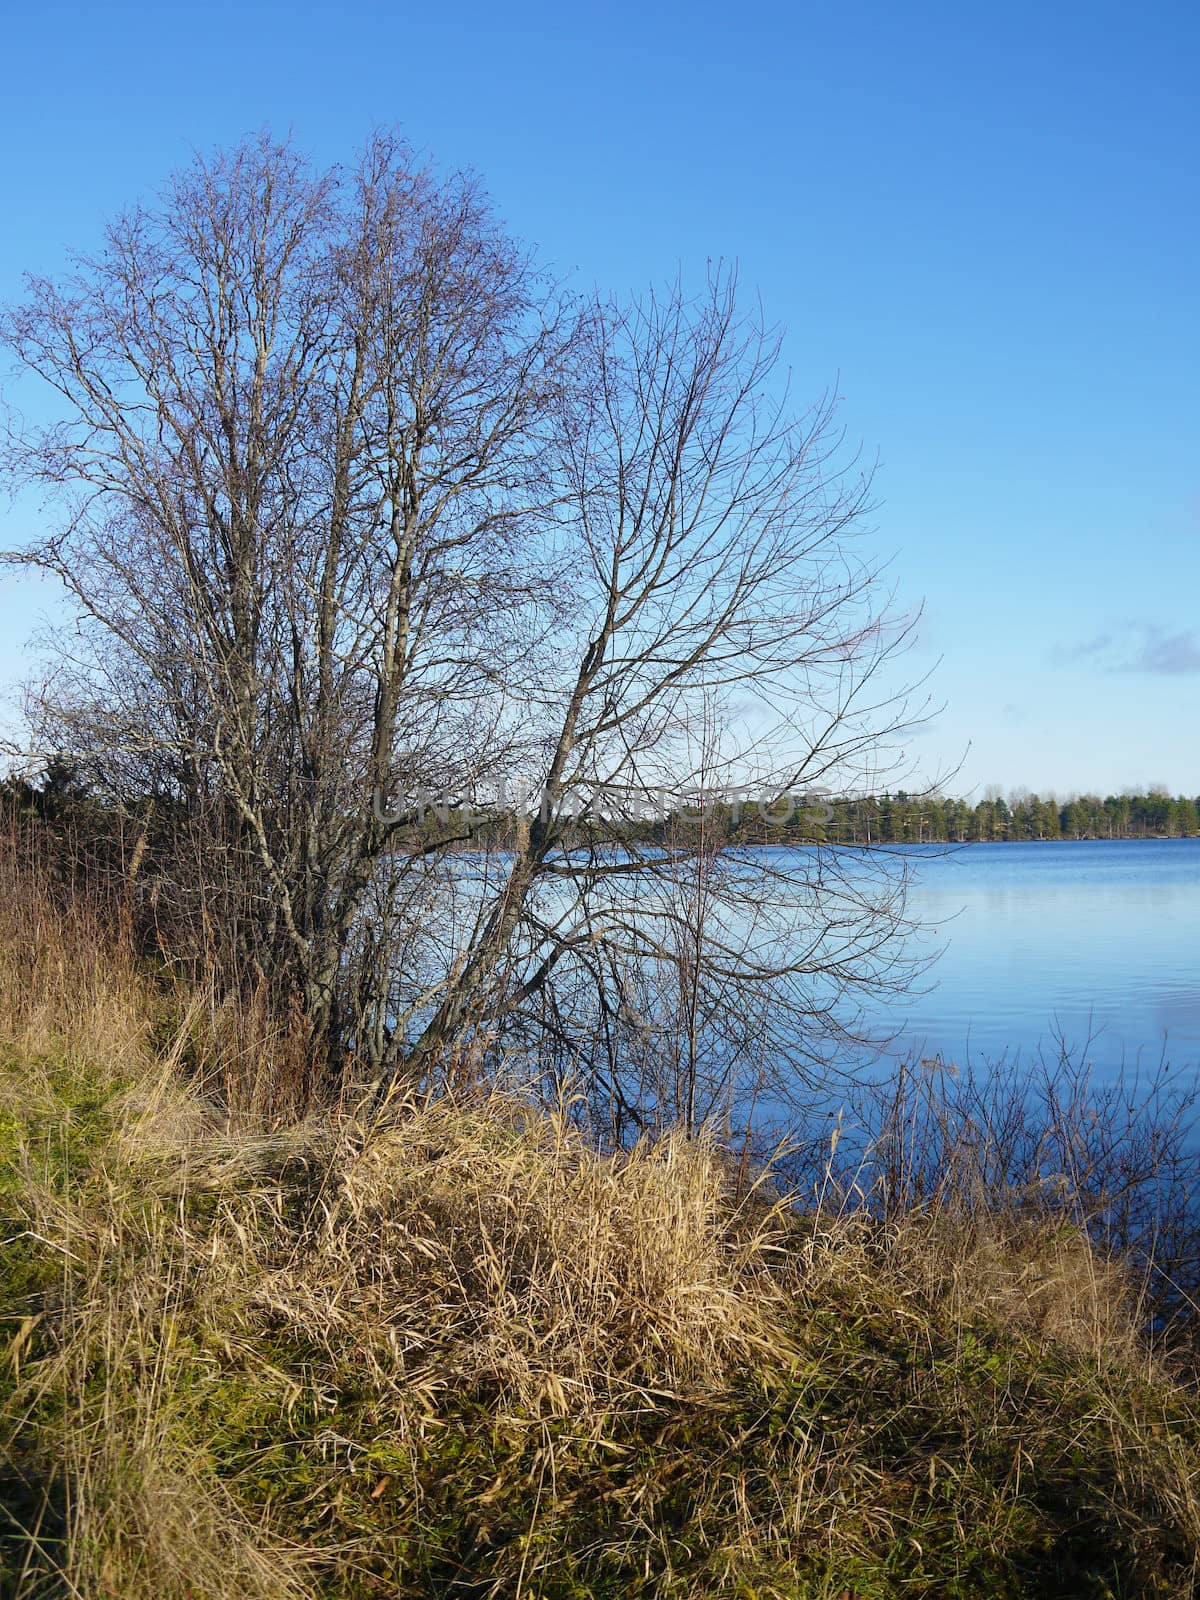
xmin=1050 ymin=622 xmax=1200 ymax=676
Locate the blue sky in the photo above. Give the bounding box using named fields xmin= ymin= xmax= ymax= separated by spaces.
xmin=0 ymin=0 xmax=1196 ymax=796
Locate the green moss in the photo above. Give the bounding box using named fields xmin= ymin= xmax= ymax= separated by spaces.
xmin=3 ymin=1053 xmax=1200 ymax=1599
xmin=161 ymin=1310 xmax=1193 ymax=1599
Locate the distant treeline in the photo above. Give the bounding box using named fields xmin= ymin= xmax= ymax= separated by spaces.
xmin=605 ymin=787 xmax=1200 ymax=847
xmin=802 ymin=789 xmax=1200 ymax=846
xmin=3 ymin=765 xmax=1197 ymax=855
xmin=443 ymin=786 xmax=1200 ymax=849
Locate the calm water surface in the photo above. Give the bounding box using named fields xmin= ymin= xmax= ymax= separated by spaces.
xmin=869 ymin=838 xmax=1200 ymax=1079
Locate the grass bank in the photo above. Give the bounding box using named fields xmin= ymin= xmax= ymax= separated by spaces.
xmin=2 ymin=859 xmax=1200 ymax=1598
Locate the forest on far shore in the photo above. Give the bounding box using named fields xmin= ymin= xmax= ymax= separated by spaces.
xmin=790 ymin=786 xmax=1200 ymax=845
xmin=6 ymin=766 xmax=1196 ymax=852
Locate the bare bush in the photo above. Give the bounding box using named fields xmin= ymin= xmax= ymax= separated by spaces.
xmin=2 ymin=133 xmax=923 ymax=1119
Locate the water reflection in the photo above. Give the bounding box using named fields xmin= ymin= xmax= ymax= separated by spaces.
xmin=865 ymin=838 xmax=1200 ymax=1079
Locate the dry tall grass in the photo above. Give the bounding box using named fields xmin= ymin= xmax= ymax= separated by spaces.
xmin=3 ymin=840 xmax=1200 ymax=1598
xmin=0 ymin=833 xmax=148 ymax=1080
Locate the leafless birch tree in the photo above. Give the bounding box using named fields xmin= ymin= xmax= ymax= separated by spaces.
xmin=2 ymin=133 xmax=924 ymax=1120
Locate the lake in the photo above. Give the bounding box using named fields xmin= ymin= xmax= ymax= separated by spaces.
xmin=866 ymin=838 xmax=1200 ymax=1081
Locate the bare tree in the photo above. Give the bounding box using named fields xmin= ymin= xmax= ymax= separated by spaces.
xmin=3 ymin=133 xmax=573 ymax=1078
xmin=396 ymin=279 xmax=926 ymax=1121
xmin=3 ymin=134 xmax=924 ymax=1120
